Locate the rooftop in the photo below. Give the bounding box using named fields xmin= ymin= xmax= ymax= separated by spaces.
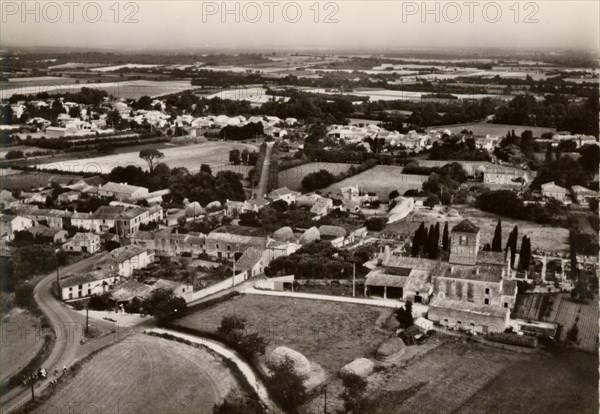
xmin=445 ymin=265 xmax=504 ymax=283
xmin=109 ymin=244 xmax=148 ymax=263
xmin=60 ymin=269 xmax=115 ymax=288
xmin=476 ymin=251 xmax=506 ymax=266
xmin=451 ymin=219 xmax=480 ymax=234
xmin=110 ymin=280 xmax=152 ymax=302
xmin=429 ymin=297 xmax=508 ymax=318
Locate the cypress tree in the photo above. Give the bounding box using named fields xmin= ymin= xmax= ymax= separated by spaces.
xmin=519 ymin=236 xmax=531 ymax=271
xmin=442 ymin=222 xmax=449 ymax=252
xmin=412 ymin=222 xmax=426 ymax=256
xmin=491 ymin=219 xmax=502 ymax=252
xmin=506 ymin=225 xmax=518 ymax=267
xmin=427 ymin=224 xmax=437 ymax=259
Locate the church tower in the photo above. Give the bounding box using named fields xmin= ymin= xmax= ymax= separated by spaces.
xmin=449 ymin=219 xmax=481 ymax=266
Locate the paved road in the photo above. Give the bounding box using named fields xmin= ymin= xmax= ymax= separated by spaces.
xmin=1 ymin=253 xmax=142 ymax=413
xmin=255 ymin=142 xmax=274 ymax=199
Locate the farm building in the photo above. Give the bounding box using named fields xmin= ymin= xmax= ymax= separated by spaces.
xmin=427 ymin=297 xmax=509 ymax=334
xmin=27 ymin=225 xmax=68 ymax=244
xmin=0 ymin=215 xmax=33 ymax=241
xmin=98 ymin=182 xmax=149 ymax=201
xmin=60 ymin=269 xmax=120 ymax=300
xmin=571 ymin=185 xmax=599 ymax=206
xmin=267 ymin=187 xmax=300 ymax=204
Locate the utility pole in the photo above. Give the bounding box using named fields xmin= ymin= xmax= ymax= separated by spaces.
xmin=86 ymin=306 xmax=89 ymax=334
xmin=352 ymin=263 xmax=356 ymax=297
xmin=323 ymin=385 xmax=327 ymax=414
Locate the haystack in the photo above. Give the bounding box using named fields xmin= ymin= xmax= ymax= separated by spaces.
xmin=267 ymin=347 xmax=311 ymax=377
xmin=206 ymin=200 xmax=222 ymax=211
xmin=340 ymin=358 xmax=374 ymax=379
xmin=272 ymin=226 xmax=294 ymax=242
xmin=299 ymin=227 xmax=320 ymax=245
xmin=185 ymin=201 xmax=205 ymax=217
xmin=376 ymin=337 xmax=406 ymax=362
xmin=447 ymin=208 xmax=459 ymax=217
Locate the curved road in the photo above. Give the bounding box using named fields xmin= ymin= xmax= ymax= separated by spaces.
xmin=1 ymin=253 xmax=141 ymax=413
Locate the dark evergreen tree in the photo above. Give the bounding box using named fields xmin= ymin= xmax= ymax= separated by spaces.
xmin=506 ymin=225 xmax=519 ymax=267
xmin=411 ymin=222 xmax=426 ymax=256
xmin=491 ymin=219 xmax=502 ymax=252
xmin=519 ymin=236 xmax=531 ymax=271
xmin=442 ymin=222 xmax=449 ymax=252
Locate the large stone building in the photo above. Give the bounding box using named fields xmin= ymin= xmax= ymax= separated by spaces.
xmin=366 ymin=219 xmax=517 ymax=334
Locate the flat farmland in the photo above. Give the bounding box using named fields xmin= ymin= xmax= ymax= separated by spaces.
xmin=278 ymin=162 xmax=359 ymax=191
xmin=1 ymin=309 xmax=45 ymax=385
xmin=457 ymin=350 xmax=598 ymax=414
xmin=548 ymin=293 xmax=598 ymax=352
xmin=408 ymin=205 xmax=569 ymax=253
xmin=0 ymin=171 xmax=83 ymax=191
xmin=36 ymin=141 xmax=257 ymax=175
xmin=34 ymin=333 xmax=243 ymax=414
xmin=175 ymin=294 xmax=391 ymax=411
xmin=427 ymin=122 xmax=556 ymax=137
xmin=176 ymin=295 xmax=389 ymax=375
xmin=369 ymin=340 xmax=527 ymax=414
xmin=320 ymin=165 xmax=426 ymax=200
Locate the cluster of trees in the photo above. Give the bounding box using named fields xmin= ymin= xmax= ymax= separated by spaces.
xmin=216 ymin=315 xmax=267 ymax=360
xmin=493 ymin=92 xmax=599 ymax=137
xmin=495 ymin=129 xmax=538 ymax=163
xmin=107 ymin=161 xmax=245 ymax=206
xmin=239 ymin=201 xmax=314 ymax=232
xmin=532 ymin=146 xmax=599 ymax=190
xmin=220 ymin=122 xmax=264 ymax=141
xmin=410 ymin=222 xmax=448 ymax=259
xmin=228 ymin=148 xmax=259 ymax=166
xmin=420 ymin=162 xmax=469 ymax=205
xmin=429 ymin=136 xmax=491 ymax=161
xmin=477 ymin=190 xmax=566 ymax=225
xmin=265 ymin=240 xmax=372 ymax=280
xmin=7 ymin=245 xmax=68 ymax=290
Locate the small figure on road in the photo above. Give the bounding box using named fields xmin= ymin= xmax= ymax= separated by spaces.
xmin=63 ymin=365 xmax=67 ymax=372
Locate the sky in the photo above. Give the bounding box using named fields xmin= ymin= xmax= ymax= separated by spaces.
xmin=1 ymin=1 xmax=599 ymax=51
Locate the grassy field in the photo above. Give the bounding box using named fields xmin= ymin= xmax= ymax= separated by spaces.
xmin=176 ymin=294 xmax=391 ymax=411
xmin=34 ymin=333 xmax=243 ymax=414
xmin=1 ymin=309 xmax=45 ymax=385
xmin=457 ymin=349 xmax=598 ymax=414
xmin=320 ymin=165 xmax=426 ymax=201
xmin=427 ymin=122 xmax=556 ymax=137
xmin=390 ymin=205 xmax=570 ymax=253
xmin=277 ymin=162 xmax=359 ymax=191
xmin=37 ymin=141 xmax=257 ymax=175
xmin=0 ymin=170 xmax=83 ymax=191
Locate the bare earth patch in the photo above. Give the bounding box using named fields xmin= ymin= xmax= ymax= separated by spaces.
xmin=1 ymin=309 xmax=45 ymax=384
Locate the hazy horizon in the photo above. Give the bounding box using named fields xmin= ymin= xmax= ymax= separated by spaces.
xmin=1 ymin=1 xmax=599 ymax=52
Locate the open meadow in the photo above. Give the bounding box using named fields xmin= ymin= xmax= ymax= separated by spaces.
xmin=33 ymin=333 xmax=244 ymax=414
xmin=388 ymin=205 xmax=570 ymax=253
xmin=320 ymin=165 xmax=427 ymax=201
xmin=278 ymin=162 xmax=359 ymax=191
xmin=427 ymin=122 xmax=556 ymax=137
xmin=175 ymin=294 xmax=392 ymax=411
xmin=457 ymin=349 xmax=598 ymax=414
xmin=36 ymin=141 xmax=257 ymax=175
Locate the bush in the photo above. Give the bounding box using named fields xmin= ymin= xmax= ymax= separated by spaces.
xmin=365 ymin=217 xmax=386 ymax=231
xmin=14 ymin=283 xmax=35 ymax=309
xmin=88 ymin=293 xmax=112 ymax=311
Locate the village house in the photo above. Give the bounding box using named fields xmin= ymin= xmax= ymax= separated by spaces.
xmin=571 ymin=185 xmax=599 ymax=206
xmin=310 ymin=197 xmax=334 ymax=218
xmin=149 ymin=279 xmax=194 ymax=303
xmin=205 ymin=225 xmax=268 ymax=259
xmin=541 ymin=181 xmax=569 ymax=202
xmin=27 ymin=225 xmax=68 ymax=244
xmin=0 ymin=215 xmax=33 ymax=241
xmin=96 ymin=244 xmax=154 ymax=277
xmin=98 ymin=182 xmax=149 ymax=201
xmin=115 ymin=205 xmax=163 ymax=237
xmin=131 ymin=229 xmax=206 ymax=258
xmin=225 ymin=198 xmax=269 ymax=217
xmin=59 ymin=269 xmax=120 ymax=300
xmin=62 ymin=232 xmax=101 ymax=254
xmin=266 ymin=187 xmax=300 ymax=204
xmin=57 ymin=191 xmax=80 ymax=204
xmin=0 ymin=190 xmax=19 ymax=209
xmin=29 ymin=209 xmax=73 ymax=229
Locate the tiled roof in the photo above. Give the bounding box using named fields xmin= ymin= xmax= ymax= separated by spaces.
xmin=110 ymin=280 xmax=152 ymax=302
xmin=429 ymin=297 xmax=508 ymax=318
xmin=109 ymin=244 xmax=148 ymax=263
xmin=445 ymin=265 xmax=503 ymax=283
xmin=60 ymin=269 xmax=115 ymax=288
xmin=100 ymin=182 xmax=148 ymax=196
xmin=451 ymin=219 xmax=480 ymax=234
xmin=235 ymin=247 xmax=265 ymax=271
xmin=476 ymin=251 xmax=506 ymax=266
xmin=366 ymin=269 xmax=407 ymax=288
xmin=93 ymin=206 xmax=128 ymax=219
